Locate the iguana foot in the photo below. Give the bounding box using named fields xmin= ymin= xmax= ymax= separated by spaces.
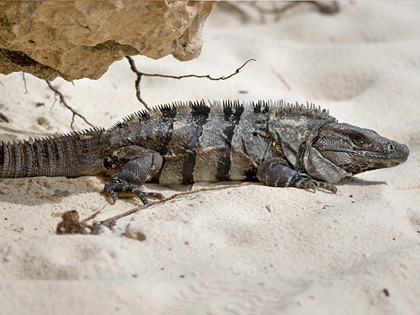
xmin=103 ymin=147 xmax=164 ymax=204
xmin=104 ymin=179 xmax=164 ymax=205
xmin=257 ymin=157 xmax=337 ymax=193
xmin=293 ymin=176 xmax=337 ymax=194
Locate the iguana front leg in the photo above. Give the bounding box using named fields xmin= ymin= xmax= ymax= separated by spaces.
xmin=256 ymin=157 xmax=337 ymax=193
xmin=104 ymin=146 xmax=164 ymax=204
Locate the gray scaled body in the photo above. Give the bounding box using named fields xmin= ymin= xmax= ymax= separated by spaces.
xmin=0 ymin=100 xmax=409 ymax=204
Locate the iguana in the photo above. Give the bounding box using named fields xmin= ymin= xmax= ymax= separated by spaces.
xmin=0 ymin=100 xmax=409 ymax=204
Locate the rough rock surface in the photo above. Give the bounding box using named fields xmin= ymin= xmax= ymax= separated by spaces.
xmin=0 ymin=0 xmax=215 ymax=81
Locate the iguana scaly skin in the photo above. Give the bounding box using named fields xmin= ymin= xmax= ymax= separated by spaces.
xmin=0 ymin=100 xmax=409 ymax=204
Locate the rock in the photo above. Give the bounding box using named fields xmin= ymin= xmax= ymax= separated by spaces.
xmin=0 ymin=0 xmax=215 ymax=81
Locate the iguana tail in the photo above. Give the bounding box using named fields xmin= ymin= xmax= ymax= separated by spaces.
xmin=0 ymin=128 xmax=106 ymax=178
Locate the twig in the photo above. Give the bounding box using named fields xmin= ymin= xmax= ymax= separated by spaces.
xmin=56 ymin=183 xmax=253 ymax=234
xmin=126 ymin=56 xmax=255 ymax=111
xmin=249 ymin=2 xmax=300 ymax=15
xmin=218 ymin=1 xmax=339 ymax=24
xmin=0 ymin=112 xmax=10 ymax=123
xmin=272 ymin=68 xmax=291 ymax=91
xmin=126 ymin=56 xmax=151 ymax=111
xmin=216 ymin=2 xmax=252 ymax=23
xmin=82 ymin=204 xmax=108 ymax=224
xmin=45 ymin=80 xmax=95 ymax=131
xmin=142 ymin=58 xmax=255 ymax=81
xmin=21 ymin=72 xmax=28 ymax=94
xmin=99 ymin=183 xmax=250 ymax=228
xmin=230 ymin=2 xmax=301 ymax=23
xmin=311 ymin=1 xmax=341 ymax=14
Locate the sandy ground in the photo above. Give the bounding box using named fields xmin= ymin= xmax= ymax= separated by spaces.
xmin=1 ymin=1 xmax=420 ymax=314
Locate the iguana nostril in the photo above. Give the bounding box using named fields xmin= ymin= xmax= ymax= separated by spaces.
xmin=388 ymin=143 xmax=394 ymax=152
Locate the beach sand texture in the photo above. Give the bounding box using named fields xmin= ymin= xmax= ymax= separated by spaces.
xmin=0 ymin=1 xmax=420 ymax=314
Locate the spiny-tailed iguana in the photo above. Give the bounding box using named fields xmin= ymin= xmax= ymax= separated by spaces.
xmin=0 ymin=100 xmax=409 ymax=204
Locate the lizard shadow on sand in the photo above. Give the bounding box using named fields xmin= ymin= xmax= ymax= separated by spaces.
xmin=338 ymin=177 xmax=387 ymax=187
xmin=0 ymin=175 xmax=388 ymax=206
xmin=0 ymin=176 xmax=172 ymax=206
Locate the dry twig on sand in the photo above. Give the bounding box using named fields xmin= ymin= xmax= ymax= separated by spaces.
xmin=218 ymin=1 xmax=340 ymax=23
xmin=45 ymin=80 xmax=95 ymax=130
xmin=56 ymin=183 xmax=249 ymax=235
xmin=126 ymin=56 xmax=255 ymax=111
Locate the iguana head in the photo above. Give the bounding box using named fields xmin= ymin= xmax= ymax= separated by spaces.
xmin=312 ymin=122 xmax=409 ymax=176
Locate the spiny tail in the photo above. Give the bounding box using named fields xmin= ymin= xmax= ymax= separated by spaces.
xmin=0 ymin=128 xmax=105 ymax=178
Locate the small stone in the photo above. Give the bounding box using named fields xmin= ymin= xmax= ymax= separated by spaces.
xmin=124 ymin=223 xmax=147 ymax=241
xmin=37 ymin=117 xmax=51 ymax=129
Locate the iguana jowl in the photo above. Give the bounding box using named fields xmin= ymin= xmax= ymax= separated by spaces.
xmin=0 ymin=100 xmax=409 ymax=204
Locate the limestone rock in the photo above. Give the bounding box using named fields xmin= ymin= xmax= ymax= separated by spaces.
xmin=0 ymin=1 xmax=216 ymax=81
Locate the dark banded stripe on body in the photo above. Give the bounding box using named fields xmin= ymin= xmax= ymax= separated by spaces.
xmin=181 ymin=102 xmax=210 ymax=184
xmin=157 ymin=103 xmax=211 ymax=185
xmin=157 ymin=105 xmax=178 ymax=155
xmin=253 ymin=101 xmax=270 ymax=114
xmin=149 ymin=105 xmax=178 ymax=183
xmin=215 ymin=102 xmax=244 ymax=181
xmin=229 ymin=102 xmax=276 ymax=181
xmin=192 ymin=105 xmax=234 ymax=182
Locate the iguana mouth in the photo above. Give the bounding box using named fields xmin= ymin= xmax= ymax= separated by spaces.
xmin=319 ymin=145 xmax=409 ymax=169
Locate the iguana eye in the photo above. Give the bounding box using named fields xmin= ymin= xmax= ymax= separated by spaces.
xmin=352 ymin=134 xmax=365 ymax=145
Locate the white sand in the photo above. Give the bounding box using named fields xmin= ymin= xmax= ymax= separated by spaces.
xmin=1 ymin=1 xmax=420 ymax=314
